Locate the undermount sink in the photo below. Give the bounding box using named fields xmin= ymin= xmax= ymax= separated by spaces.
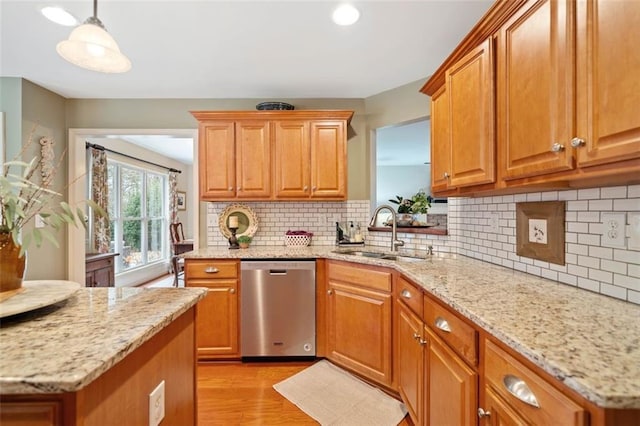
xmin=332 ymin=250 xmax=426 ymax=263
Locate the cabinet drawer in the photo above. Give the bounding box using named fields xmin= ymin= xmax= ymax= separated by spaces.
xmin=424 ymin=297 xmax=477 ymax=365
xmin=327 ymin=261 xmax=391 ymax=292
xmin=86 ymin=257 xmax=113 ymax=272
xmin=396 ymin=276 xmax=423 ymax=317
xmin=484 ymin=340 xmax=586 ymax=425
xmin=185 ymin=259 xmax=238 ymax=279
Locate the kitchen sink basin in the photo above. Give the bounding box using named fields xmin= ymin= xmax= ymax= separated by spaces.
xmin=331 ymin=250 xmax=426 ymax=263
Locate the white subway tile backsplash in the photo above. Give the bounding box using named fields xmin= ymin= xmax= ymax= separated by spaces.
xmin=205 ymin=186 xmax=639 ymax=304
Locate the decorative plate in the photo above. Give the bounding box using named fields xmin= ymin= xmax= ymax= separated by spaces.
xmin=0 ymin=280 xmax=81 ymax=319
xmin=218 ymin=204 xmax=259 ymax=239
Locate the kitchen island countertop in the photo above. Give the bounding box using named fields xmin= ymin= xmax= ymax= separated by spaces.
xmin=184 ymin=245 xmax=640 ymax=409
xmin=0 ymin=285 xmax=207 ymax=394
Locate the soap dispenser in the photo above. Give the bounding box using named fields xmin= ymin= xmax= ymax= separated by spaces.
xmin=354 ymin=224 xmax=364 ymax=243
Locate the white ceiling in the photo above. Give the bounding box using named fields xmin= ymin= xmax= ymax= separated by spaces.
xmin=0 ymin=0 xmax=493 ymax=99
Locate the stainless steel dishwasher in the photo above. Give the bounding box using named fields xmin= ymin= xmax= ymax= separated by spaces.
xmin=241 ymin=260 xmax=316 ymax=358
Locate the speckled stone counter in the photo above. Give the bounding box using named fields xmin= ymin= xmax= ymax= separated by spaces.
xmin=0 ymin=286 xmax=207 ymax=394
xmin=184 ymin=246 xmax=640 ymax=409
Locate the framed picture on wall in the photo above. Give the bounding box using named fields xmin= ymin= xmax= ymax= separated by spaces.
xmin=177 ymin=191 xmax=187 ymax=211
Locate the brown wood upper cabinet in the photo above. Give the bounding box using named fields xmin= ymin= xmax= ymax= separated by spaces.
xmin=499 ymin=0 xmax=640 ymax=180
xmin=192 ymin=110 xmax=352 ymax=201
xmin=422 ymin=0 xmax=640 ymax=195
xmin=274 ymin=119 xmax=348 ymax=199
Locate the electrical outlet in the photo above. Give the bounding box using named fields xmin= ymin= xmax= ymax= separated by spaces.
xmin=628 ymin=213 xmax=640 ymax=251
xmin=207 ymin=213 xmax=218 ymax=227
xmin=149 ymin=380 xmax=165 ymax=426
xmin=601 ymin=212 xmax=626 ymax=248
xmin=488 ymin=212 xmax=500 ymax=233
xmin=35 ymin=214 xmax=46 ymax=229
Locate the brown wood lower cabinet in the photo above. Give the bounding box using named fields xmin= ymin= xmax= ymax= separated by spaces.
xmin=396 ymin=299 xmax=425 ymax=424
xmin=326 ymin=260 xmax=393 ymax=387
xmin=426 ymin=326 xmax=478 ymax=426
xmin=184 ymin=259 xmax=240 ymax=360
xmin=85 ymin=253 xmax=118 ymax=287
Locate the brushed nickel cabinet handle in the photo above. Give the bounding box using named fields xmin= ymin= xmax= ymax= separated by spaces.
xmin=303 ymin=185 xmax=308 ymax=191
xmin=503 ymin=374 xmax=540 ymax=408
xmin=327 ymin=289 xmax=334 ymax=295
xmin=229 ymin=288 xmax=236 ymax=294
xmin=401 ymin=289 xmax=412 ymax=299
xmin=228 ymin=186 xmax=233 ymax=191
xmin=443 ymin=172 xmax=450 ymax=179
xmin=418 ymin=338 xmax=427 ymax=346
xmin=551 ymin=143 xmax=565 ymax=152
xmin=312 ymin=186 xmax=317 ymax=191
xmin=204 ymin=267 xmax=219 ymax=274
xmin=435 ymin=316 xmax=452 ymax=333
xmin=412 ymin=332 xmax=421 ymax=340
xmin=571 ymin=137 xmax=585 ymax=148
xmin=477 ymin=408 xmax=491 ymax=418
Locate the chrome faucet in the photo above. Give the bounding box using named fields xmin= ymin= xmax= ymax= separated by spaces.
xmin=369 ymin=205 xmax=405 ymax=252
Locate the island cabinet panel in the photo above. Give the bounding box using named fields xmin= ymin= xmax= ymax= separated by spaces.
xmin=575 ymin=0 xmax=640 ymax=168
xmin=1 ymin=308 xmax=198 ymax=426
xmin=185 ymin=259 xmax=240 ymax=360
xmin=85 ymin=253 xmax=118 ymax=287
xmin=446 ymin=37 xmax=495 ymax=188
xmin=498 ymin=0 xmax=575 ymax=180
xmin=326 ymin=261 xmax=393 ymax=387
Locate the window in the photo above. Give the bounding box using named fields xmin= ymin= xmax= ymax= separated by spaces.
xmin=107 ymin=161 xmax=168 ymax=273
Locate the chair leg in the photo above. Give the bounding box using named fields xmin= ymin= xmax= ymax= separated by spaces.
xmin=172 ymin=256 xmax=179 ymax=287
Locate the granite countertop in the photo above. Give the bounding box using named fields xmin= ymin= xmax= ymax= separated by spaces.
xmin=184 ymin=246 xmax=640 ymax=409
xmin=0 ymin=286 xmax=207 ymax=394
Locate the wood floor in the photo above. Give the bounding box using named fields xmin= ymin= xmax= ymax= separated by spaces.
xmin=197 ymin=361 xmax=412 ymax=425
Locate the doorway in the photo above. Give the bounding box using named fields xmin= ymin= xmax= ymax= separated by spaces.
xmin=67 ymin=128 xmax=198 ymax=286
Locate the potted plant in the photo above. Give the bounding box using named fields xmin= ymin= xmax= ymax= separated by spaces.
xmin=237 ymin=235 xmax=252 ymax=249
xmin=389 ymin=189 xmax=432 ymax=225
xmin=1 ymin=131 xmax=104 ymax=296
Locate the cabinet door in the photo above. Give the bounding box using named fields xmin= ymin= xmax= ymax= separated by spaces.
xmin=310 ymin=121 xmax=347 ymax=199
xmin=189 ymin=279 xmax=239 ymax=359
xmin=499 ymin=0 xmax=575 ymax=179
xmin=427 ymin=327 xmax=478 ymax=426
xmin=273 ymin=120 xmax=311 ymax=198
xmin=327 ymin=281 xmax=392 ymax=386
xmin=396 ymin=301 xmax=425 ymax=426
xmin=235 ymin=121 xmax=271 ymax=199
xmin=430 ymin=85 xmax=451 ymax=193
xmin=575 ymin=0 xmax=640 ymax=167
xmin=447 ymin=37 xmax=495 ymax=187
xmin=482 ymin=386 xmax=530 ymax=426
xmin=199 ymin=122 xmax=236 ymax=199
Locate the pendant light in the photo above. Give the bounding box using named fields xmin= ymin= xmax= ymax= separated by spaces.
xmin=56 ymin=0 xmax=131 ymax=73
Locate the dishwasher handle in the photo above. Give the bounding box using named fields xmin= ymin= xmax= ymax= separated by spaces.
xmin=269 ymin=269 xmax=288 ymax=275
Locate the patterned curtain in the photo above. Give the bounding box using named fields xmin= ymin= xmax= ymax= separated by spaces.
xmin=90 ymin=148 xmax=110 ymax=253
xmin=169 ymin=171 xmax=178 ymax=224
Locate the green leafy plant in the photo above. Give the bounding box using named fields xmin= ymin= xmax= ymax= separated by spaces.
xmin=237 ymin=235 xmax=252 ymax=244
xmin=1 ymin=132 xmax=105 ymax=255
xmin=389 ymin=189 xmax=432 ymax=214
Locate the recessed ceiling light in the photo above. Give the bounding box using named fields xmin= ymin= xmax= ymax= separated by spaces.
xmin=41 ymin=6 xmax=79 ymax=27
xmin=332 ymin=4 xmax=360 ymax=26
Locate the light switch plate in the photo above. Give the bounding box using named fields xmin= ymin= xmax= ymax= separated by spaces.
xmin=601 ymin=213 xmax=626 ymax=248
xmin=628 ymin=213 xmax=640 ymax=251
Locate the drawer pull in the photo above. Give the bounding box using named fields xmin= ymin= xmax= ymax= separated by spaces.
xmin=204 ymin=267 xmax=220 ymax=274
xmin=401 ymin=289 xmax=412 ymax=299
xmin=412 ymin=332 xmax=421 ymax=340
xmin=477 ymin=408 xmax=491 ymax=418
xmin=435 ymin=316 xmax=452 ymax=333
xmin=503 ymin=374 xmax=540 ymax=408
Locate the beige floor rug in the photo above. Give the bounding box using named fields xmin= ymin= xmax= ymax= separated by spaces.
xmin=273 ymin=360 xmax=408 ymax=426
